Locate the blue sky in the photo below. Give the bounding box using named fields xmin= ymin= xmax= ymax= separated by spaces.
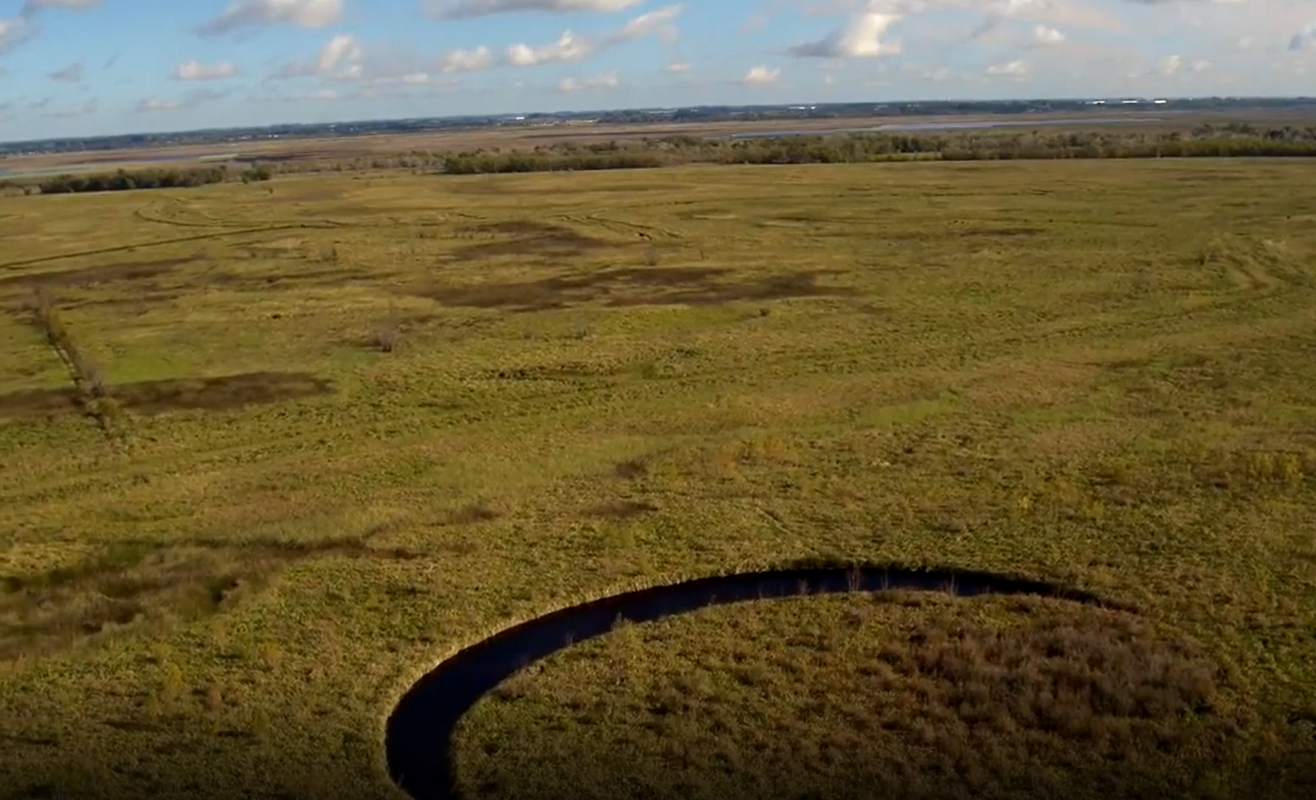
xmin=0 ymin=0 xmax=1312 ymax=141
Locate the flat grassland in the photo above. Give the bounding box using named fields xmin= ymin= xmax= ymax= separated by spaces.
xmin=1 ymin=159 xmax=1315 ymax=799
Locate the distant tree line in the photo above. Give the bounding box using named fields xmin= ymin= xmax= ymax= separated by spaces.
xmin=21 ymin=122 xmax=1316 ymax=192
xmin=435 ymin=126 xmax=1316 ymax=175
xmin=442 ymin=150 xmax=664 ymax=174
xmin=34 ymin=164 xmax=273 ymax=195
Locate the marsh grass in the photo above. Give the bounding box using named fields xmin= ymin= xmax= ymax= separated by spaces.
xmin=371 ymin=303 xmax=403 ymax=353
xmin=454 ymin=594 xmax=1281 ymax=800
xmin=0 ymin=159 xmax=1315 ymax=799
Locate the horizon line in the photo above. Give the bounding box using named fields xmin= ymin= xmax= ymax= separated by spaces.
xmin=3 ymin=94 xmax=1314 ymax=151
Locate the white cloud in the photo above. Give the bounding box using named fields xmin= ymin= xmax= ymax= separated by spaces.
xmin=197 ymin=0 xmax=343 ymax=37
xmin=175 ymin=60 xmax=240 ymax=81
xmin=506 ymin=6 xmax=683 ymax=66
xmin=426 ymin=0 xmax=641 ymax=19
xmin=21 ymin=0 xmax=101 ymax=14
xmin=43 ymin=98 xmax=97 ymax=118
xmin=973 ymin=0 xmax=1052 ymax=38
xmin=438 ymin=45 xmax=494 ymax=73
xmin=1159 ymin=53 xmax=1183 ymax=74
xmin=354 ymin=74 xmax=460 ymax=97
xmin=1124 ymin=0 xmax=1245 ymax=4
xmin=268 ymin=32 xmax=483 ymax=85
xmin=475 ymin=6 xmax=684 ymax=73
xmin=902 ymin=63 xmax=952 ymax=82
xmin=1192 ymin=59 xmax=1211 ymax=71
xmin=985 ymin=59 xmax=1030 ymax=77
xmin=665 ymin=60 xmax=691 ymax=73
xmin=48 ymin=61 xmax=84 ymax=82
xmin=611 ymin=3 xmax=682 ymax=43
xmin=317 ymin=33 xmax=363 ymax=75
xmin=743 ymin=64 xmax=781 ymax=84
xmin=136 ymin=87 xmax=233 ymax=113
xmin=741 ymin=12 xmax=769 ymax=33
xmin=789 ymin=12 xmax=902 ymax=58
xmin=270 ymin=33 xmax=363 ymax=80
xmin=556 ymin=71 xmax=619 ymax=92
xmin=137 ymin=97 xmax=179 ymax=113
xmin=0 ymin=17 xmax=36 ymax=54
xmin=273 ymin=88 xmax=341 ymax=102
xmin=1291 ymin=22 xmax=1316 ymax=51
xmin=1033 ymin=25 xmax=1064 ymax=45
xmin=505 ymin=30 xmax=593 ymax=66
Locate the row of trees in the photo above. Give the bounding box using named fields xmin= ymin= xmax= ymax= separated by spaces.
xmin=34 ymin=164 xmax=272 ymax=195
xmin=442 ymin=151 xmax=665 ymax=174
xmin=436 ymin=128 xmax=1316 ymax=174
xmin=20 ymin=122 xmax=1316 ymax=189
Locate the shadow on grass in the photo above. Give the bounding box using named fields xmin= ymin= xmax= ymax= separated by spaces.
xmin=0 ymin=372 xmax=334 ymax=420
xmin=0 ymin=258 xmax=195 ymax=290
xmin=448 ymin=221 xmax=615 ymax=262
xmin=421 ymin=267 xmax=853 ymax=313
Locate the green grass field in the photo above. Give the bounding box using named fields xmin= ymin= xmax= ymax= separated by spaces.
xmin=2 ymin=159 xmax=1315 ymax=799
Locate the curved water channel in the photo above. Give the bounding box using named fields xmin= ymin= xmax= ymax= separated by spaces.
xmin=384 ymin=565 xmax=1124 ymax=800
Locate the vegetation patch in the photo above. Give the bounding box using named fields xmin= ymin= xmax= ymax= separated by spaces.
xmin=0 ymin=536 xmax=419 ymax=660
xmin=446 ymin=503 xmax=503 ymax=526
xmin=454 ymin=593 xmax=1301 ymax=800
xmin=588 ymin=499 xmax=660 ymax=519
xmin=0 ymin=385 xmax=80 ymax=419
xmin=434 ymin=125 xmax=1316 ymax=176
xmin=110 ymin=372 xmax=335 ymax=414
xmin=2 ymin=159 xmax=1316 ymax=800
xmin=423 ymin=267 xmax=850 ymax=311
xmin=36 ymin=167 xmax=231 ymax=195
xmin=0 ymin=258 xmax=192 ymax=291
xmin=448 ymin=220 xmax=616 ymax=261
xmin=0 ymin=372 xmax=333 ymax=420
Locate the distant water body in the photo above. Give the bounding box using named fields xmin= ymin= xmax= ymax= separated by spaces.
xmin=0 ymin=152 xmax=240 ymax=179
xmin=724 ymin=116 xmax=1164 ymax=141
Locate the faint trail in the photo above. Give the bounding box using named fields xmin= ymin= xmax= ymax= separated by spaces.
xmin=385 ymin=564 xmax=1125 ymax=800
xmin=135 ymin=199 xmax=357 ymax=231
xmin=0 ymin=223 xmax=347 ymax=272
xmin=134 ymin=201 xmax=229 ymax=229
xmin=557 ymin=213 xmax=683 ymax=242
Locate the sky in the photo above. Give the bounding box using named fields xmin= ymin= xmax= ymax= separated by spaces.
xmin=0 ymin=0 xmax=1312 ymax=141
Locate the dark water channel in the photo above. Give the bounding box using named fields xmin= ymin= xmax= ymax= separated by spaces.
xmin=384 ymin=565 xmax=1118 ymax=800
